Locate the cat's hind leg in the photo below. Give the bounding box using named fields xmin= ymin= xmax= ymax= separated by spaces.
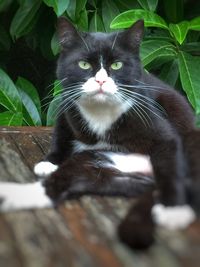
xmin=43 ymin=150 xmax=154 ymax=202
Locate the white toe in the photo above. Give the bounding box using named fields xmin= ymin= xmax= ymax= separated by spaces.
xmin=34 ymin=161 xmax=58 ymax=177
xmin=152 ymin=204 xmax=196 ymax=230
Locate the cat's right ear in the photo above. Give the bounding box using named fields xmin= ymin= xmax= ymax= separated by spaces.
xmin=57 ymin=17 xmax=79 ymax=48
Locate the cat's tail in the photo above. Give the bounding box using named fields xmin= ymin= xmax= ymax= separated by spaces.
xmin=118 ymin=191 xmax=155 ymax=249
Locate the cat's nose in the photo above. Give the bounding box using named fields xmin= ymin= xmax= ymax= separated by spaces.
xmin=96 ymin=80 xmax=106 ymax=86
xmin=95 ymin=68 xmax=108 ymax=85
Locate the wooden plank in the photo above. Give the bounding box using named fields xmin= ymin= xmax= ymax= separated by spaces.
xmin=0 ymin=126 xmax=200 ymax=267
xmin=59 ymin=201 xmax=123 ymax=267
xmin=0 ymin=139 xmax=35 ymax=183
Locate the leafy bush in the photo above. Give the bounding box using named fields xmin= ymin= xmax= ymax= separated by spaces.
xmin=0 ymin=0 xmax=199 ymax=126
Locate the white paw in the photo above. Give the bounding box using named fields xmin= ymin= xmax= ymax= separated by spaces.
xmin=152 ymin=204 xmax=196 ymax=230
xmin=0 ymin=182 xmax=52 ymax=212
xmin=34 ymin=161 xmax=58 ymax=177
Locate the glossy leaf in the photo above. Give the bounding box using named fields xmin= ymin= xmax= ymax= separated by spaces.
xmin=102 ymin=0 xmax=120 ymax=32
xmin=178 ymin=52 xmax=200 ymax=114
xmin=89 ymin=12 xmax=105 ymax=32
xmin=43 ymin=0 xmax=70 ymax=16
xmin=169 ymin=21 xmax=189 ymax=44
xmin=114 ymin=0 xmax=140 ymax=11
xmin=0 ymin=69 xmax=21 ymax=112
xmin=51 ymin=32 xmax=60 ymax=56
xmin=16 ymin=77 xmax=41 ymax=115
xmin=189 ymin=17 xmax=200 ymax=31
xmin=10 ymin=0 xmax=41 ymax=39
xmin=159 ymin=60 xmax=179 ymax=86
xmin=46 ymin=95 xmax=61 ymax=126
xmin=110 ymin=9 xmax=168 ymax=30
xmin=77 ymin=9 xmax=88 ymax=31
xmin=141 ymin=40 xmax=176 ymax=66
xmin=66 ymin=0 xmax=77 ymax=21
xmin=0 ymin=111 xmax=23 ymax=126
xmin=17 ymin=88 xmax=42 ymax=126
xmin=75 ymin=0 xmax=87 ymax=17
xmin=137 ymin=0 xmax=158 ymax=11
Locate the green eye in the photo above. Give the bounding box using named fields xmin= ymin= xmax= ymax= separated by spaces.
xmin=78 ymin=61 xmax=91 ymax=70
xmin=111 ymin=61 xmax=123 ymax=70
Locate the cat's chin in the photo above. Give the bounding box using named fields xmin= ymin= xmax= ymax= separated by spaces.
xmin=92 ymin=92 xmax=111 ymax=103
xmin=79 ymin=92 xmax=118 ymax=106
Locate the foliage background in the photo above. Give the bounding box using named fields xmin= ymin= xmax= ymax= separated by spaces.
xmin=0 ymin=0 xmax=200 ymax=126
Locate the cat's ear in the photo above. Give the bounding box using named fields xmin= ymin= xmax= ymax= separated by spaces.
xmin=57 ymin=17 xmax=80 ymax=48
xmin=124 ymin=20 xmax=144 ymax=50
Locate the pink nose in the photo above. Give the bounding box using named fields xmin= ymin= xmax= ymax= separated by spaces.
xmin=96 ymin=80 xmax=106 ymax=86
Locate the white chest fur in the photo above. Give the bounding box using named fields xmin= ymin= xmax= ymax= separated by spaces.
xmin=77 ymin=67 xmax=130 ymax=136
xmin=78 ymin=102 xmax=129 ymax=136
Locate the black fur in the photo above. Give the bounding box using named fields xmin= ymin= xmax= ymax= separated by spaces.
xmin=42 ymin=18 xmax=200 ymax=249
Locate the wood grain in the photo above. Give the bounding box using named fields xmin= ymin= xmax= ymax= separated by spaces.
xmin=0 ymin=126 xmax=200 ymax=267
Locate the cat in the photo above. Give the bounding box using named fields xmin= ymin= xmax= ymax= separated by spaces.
xmin=1 ymin=17 xmax=199 ymax=249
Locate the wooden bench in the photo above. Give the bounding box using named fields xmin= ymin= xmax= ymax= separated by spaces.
xmin=0 ymin=126 xmax=199 ymax=267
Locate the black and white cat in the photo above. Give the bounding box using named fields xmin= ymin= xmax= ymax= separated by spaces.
xmin=0 ymin=17 xmax=199 ymax=248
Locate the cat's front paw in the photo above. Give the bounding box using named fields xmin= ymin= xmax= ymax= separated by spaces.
xmin=34 ymin=161 xmax=58 ymax=177
xmin=152 ymin=204 xmax=196 ymax=230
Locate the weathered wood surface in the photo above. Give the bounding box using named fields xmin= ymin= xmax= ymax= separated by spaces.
xmin=0 ymin=126 xmax=200 ymax=267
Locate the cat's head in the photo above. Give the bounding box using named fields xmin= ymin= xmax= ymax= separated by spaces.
xmin=56 ymin=17 xmax=144 ymax=110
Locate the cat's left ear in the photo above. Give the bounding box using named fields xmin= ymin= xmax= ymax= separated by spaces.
xmin=125 ymin=20 xmax=144 ymax=49
xmin=57 ymin=17 xmax=80 ymax=48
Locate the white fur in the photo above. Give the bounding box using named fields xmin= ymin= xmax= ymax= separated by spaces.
xmin=152 ymin=204 xmax=196 ymax=230
xmin=0 ymin=182 xmax=52 ymax=212
xmin=34 ymin=161 xmax=58 ymax=177
xmin=95 ymin=68 xmax=108 ymax=84
xmin=103 ymin=152 xmax=153 ymax=174
xmin=78 ymin=67 xmax=130 ymax=136
xmin=73 ymin=140 xmax=121 ymax=153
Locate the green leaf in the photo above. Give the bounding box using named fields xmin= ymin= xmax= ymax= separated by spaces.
xmin=137 ymin=0 xmax=158 ymax=11
xmin=163 ymin=0 xmax=184 ymax=23
xmin=46 ymin=95 xmax=61 ymax=126
xmin=114 ymin=0 xmax=140 ymax=11
xmin=178 ymin=52 xmax=200 ymax=114
xmin=51 ymin=32 xmax=60 ymax=56
xmin=53 ymin=80 xmax=63 ymax=96
xmin=0 ymin=25 xmax=11 ymax=51
xmin=169 ymin=21 xmax=189 ymax=45
xmin=0 ymin=0 xmax=13 ymax=12
xmin=102 ymin=0 xmax=120 ymax=32
xmin=182 ymin=42 xmax=200 ymax=53
xmin=0 ymin=111 xmax=23 ymax=126
xmin=76 ymin=9 xmax=88 ymax=31
xmin=89 ymin=12 xmax=105 ymax=32
xmin=75 ymin=0 xmax=87 ymax=17
xmin=17 ymin=88 xmax=42 ymax=126
xmin=159 ymin=60 xmax=179 ymax=87
xmin=141 ymin=40 xmax=176 ymax=66
xmin=0 ymin=69 xmax=22 ymax=112
xmin=10 ymin=0 xmax=41 ymax=39
xmin=43 ymin=0 xmax=70 ymax=16
xmin=16 ymin=77 xmax=41 ymax=115
xmin=189 ymin=16 xmax=200 ymax=31
xmin=66 ymin=0 xmax=77 ymax=21
xmin=110 ymin=9 xmax=168 ymax=30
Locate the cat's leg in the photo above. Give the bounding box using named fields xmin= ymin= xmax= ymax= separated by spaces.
xmin=34 ymin=114 xmax=74 ymax=177
xmin=118 ymin=191 xmax=154 ymax=249
xmin=43 ymin=151 xmax=154 ymax=202
xmin=150 ymin=137 xmax=196 ymax=230
xmin=0 ymin=181 xmax=52 ymax=212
